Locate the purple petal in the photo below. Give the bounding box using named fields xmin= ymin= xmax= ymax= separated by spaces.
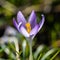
xmin=17 ymin=11 xmax=26 ymax=25
xmin=13 ymin=18 xmax=29 ymax=37
xmin=13 ymin=18 xmax=22 ymax=32
xmin=19 ymin=25 xmax=29 ymax=37
xmin=30 ymin=24 xmax=39 ymax=39
xmin=28 ymin=10 xmax=37 ymax=28
xmin=38 ymin=14 xmax=45 ymax=32
xmin=13 ymin=18 xmax=19 ymax=31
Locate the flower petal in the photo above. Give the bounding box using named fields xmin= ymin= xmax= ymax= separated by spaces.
xmin=13 ymin=18 xmax=22 ymax=32
xmin=38 ymin=14 xmax=45 ymax=32
xmin=19 ymin=25 xmax=29 ymax=37
xmin=13 ymin=18 xmax=19 ymax=31
xmin=28 ymin=10 xmax=37 ymax=28
xmin=30 ymin=24 xmax=39 ymax=39
xmin=17 ymin=11 xmax=26 ymax=25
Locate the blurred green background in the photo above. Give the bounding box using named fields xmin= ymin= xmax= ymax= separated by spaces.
xmin=0 ymin=0 xmax=60 ymax=60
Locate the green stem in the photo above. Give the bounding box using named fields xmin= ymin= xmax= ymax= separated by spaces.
xmin=22 ymin=40 xmax=26 ymax=60
xmin=26 ymin=38 xmax=33 ymax=60
xmin=23 ymin=48 xmax=25 ymax=60
xmin=29 ymin=41 xmax=33 ymax=60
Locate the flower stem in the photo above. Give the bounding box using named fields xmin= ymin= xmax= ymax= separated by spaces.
xmin=26 ymin=38 xmax=33 ymax=60
xmin=29 ymin=41 xmax=33 ymax=60
xmin=23 ymin=48 xmax=25 ymax=60
xmin=22 ymin=40 xmax=26 ymax=60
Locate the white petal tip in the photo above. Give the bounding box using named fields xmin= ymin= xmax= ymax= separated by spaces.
xmin=41 ymin=14 xmax=44 ymax=17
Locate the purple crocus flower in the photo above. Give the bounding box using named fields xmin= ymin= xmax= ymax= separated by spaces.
xmin=13 ymin=10 xmax=45 ymax=40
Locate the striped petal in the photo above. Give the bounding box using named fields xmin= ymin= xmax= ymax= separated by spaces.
xmin=17 ymin=11 xmax=26 ymax=25
xmin=19 ymin=25 xmax=29 ymax=37
xmin=28 ymin=10 xmax=37 ymax=28
xmin=38 ymin=14 xmax=45 ymax=32
xmin=30 ymin=24 xmax=39 ymax=39
xmin=13 ymin=18 xmax=22 ymax=32
xmin=13 ymin=18 xmax=19 ymax=31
